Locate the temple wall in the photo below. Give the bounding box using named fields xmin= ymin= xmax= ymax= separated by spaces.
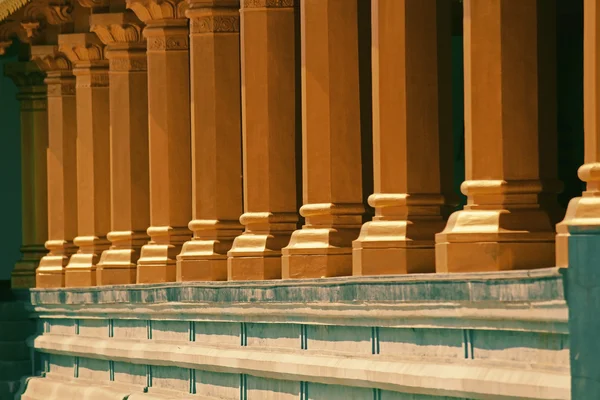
xmin=21 ymin=268 xmax=569 ymax=400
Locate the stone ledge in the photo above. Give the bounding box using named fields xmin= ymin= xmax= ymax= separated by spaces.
xmin=30 ymin=267 xmax=565 ymax=305
xmin=33 ymin=334 xmax=570 ymax=400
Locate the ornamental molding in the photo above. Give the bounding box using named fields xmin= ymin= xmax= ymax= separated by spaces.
xmin=243 ymin=0 xmax=294 ymax=8
xmin=47 ymin=81 xmax=76 ymax=96
xmin=146 ymin=34 xmax=187 ymax=51
xmin=109 ymin=57 xmax=147 ymax=71
xmin=126 ymin=0 xmax=188 ymax=23
xmin=189 ymin=14 xmax=239 ymax=34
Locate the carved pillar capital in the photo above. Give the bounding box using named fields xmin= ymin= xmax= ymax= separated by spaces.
xmin=58 ymin=32 xmax=108 ymax=72
xmin=4 ymin=61 xmax=47 ymax=112
xmin=242 ymin=0 xmax=294 ymax=8
xmin=126 ymin=0 xmax=188 ymax=24
xmin=90 ymin=11 xmax=147 ymax=71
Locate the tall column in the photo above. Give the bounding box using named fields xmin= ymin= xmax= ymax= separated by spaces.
xmin=281 ymin=0 xmax=363 ymax=279
xmin=4 ymin=62 xmax=49 ymax=288
xmin=59 ymin=33 xmax=111 ymax=287
xmin=127 ymin=0 xmax=192 ymax=283
xmin=176 ymin=0 xmax=242 ymax=281
xmin=352 ymin=0 xmax=452 ymax=276
xmin=90 ymin=11 xmax=150 ymax=285
xmin=435 ymin=0 xmax=559 ymax=272
xmin=227 ymin=0 xmax=298 ymax=281
xmin=31 ymin=46 xmax=78 ymax=288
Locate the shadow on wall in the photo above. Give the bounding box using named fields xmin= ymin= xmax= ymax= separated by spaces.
xmin=0 ymin=40 xmax=23 ymax=282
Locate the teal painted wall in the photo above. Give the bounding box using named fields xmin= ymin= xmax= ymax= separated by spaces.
xmin=0 ymin=43 xmax=22 ymax=282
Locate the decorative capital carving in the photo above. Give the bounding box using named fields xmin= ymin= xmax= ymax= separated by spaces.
xmin=45 ymin=70 xmax=76 ymax=97
xmin=126 ymin=0 xmax=188 ymax=23
xmin=187 ymin=7 xmax=239 ymax=34
xmin=90 ymin=11 xmax=144 ymax=45
xmin=242 ymin=0 xmax=294 ymax=8
xmin=58 ymin=32 xmax=106 ymax=64
xmin=4 ymin=61 xmax=46 ymax=87
xmin=146 ymin=33 xmax=188 ymax=50
xmin=31 ymin=44 xmax=72 ymax=72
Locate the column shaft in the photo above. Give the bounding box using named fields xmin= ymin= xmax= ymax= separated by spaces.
xmin=177 ymin=0 xmax=243 ymax=281
xmin=60 ymin=34 xmax=111 ymax=287
xmin=133 ymin=17 xmax=191 ymax=283
xmin=90 ymin=12 xmax=150 ymax=285
xmin=227 ymin=0 xmax=298 ymax=280
xmin=352 ymin=0 xmax=452 ymax=275
xmin=32 ymin=47 xmax=78 ymax=289
xmin=435 ymin=0 xmax=559 ymax=272
xmin=281 ymin=0 xmax=363 ymax=278
xmin=4 ymin=62 xmax=49 ymax=288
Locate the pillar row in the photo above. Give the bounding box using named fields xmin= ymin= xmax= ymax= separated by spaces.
xmin=177 ymin=0 xmax=243 ymax=282
xmin=227 ymin=0 xmax=299 ymax=281
xmin=127 ymin=0 xmax=192 ymax=283
xmin=435 ymin=0 xmax=560 ymax=272
xmin=353 ymin=0 xmax=453 ymax=276
xmin=90 ymin=11 xmax=150 ymax=285
xmin=59 ymin=33 xmax=111 ymax=287
xmin=4 ymin=61 xmax=49 ymax=288
xmin=31 ymin=46 xmax=78 ymax=288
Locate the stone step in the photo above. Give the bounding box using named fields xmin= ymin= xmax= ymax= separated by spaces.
xmin=21 ymin=377 xmax=133 ymax=400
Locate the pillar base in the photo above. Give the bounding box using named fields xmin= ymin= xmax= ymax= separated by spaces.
xmin=352 ymin=245 xmax=435 ymax=276
xmin=36 ymin=240 xmax=75 ymax=288
xmin=96 ymin=231 xmax=148 ymax=285
xmin=227 ymin=212 xmax=297 ymax=281
xmin=65 ymin=236 xmax=110 ymax=287
xmin=11 ymin=245 xmax=48 ymax=288
xmin=176 ymin=220 xmax=242 ymax=282
xmin=281 ymin=204 xmax=362 ymax=279
xmin=435 ymin=209 xmax=555 ymax=273
xmin=227 ymin=255 xmax=282 ymax=281
xmin=137 ymin=226 xmax=191 ymax=284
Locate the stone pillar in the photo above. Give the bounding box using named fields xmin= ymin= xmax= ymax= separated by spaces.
xmin=176 ymin=0 xmax=242 ymax=281
xmin=562 ymin=3 xmax=600 ymax=395
xmin=4 ymin=62 xmax=49 ymax=289
xmin=127 ymin=0 xmax=192 ymax=283
xmin=59 ymin=33 xmax=111 ymax=287
xmin=434 ymin=0 xmax=559 ymax=272
xmin=31 ymin=46 xmax=78 ymax=288
xmin=227 ymin=0 xmax=298 ymax=281
xmin=90 ymin=11 xmax=150 ymax=285
xmin=352 ymin=0 xmax=452 ymax=276
xmin=281 ymin=0 xmax=363 ymax=279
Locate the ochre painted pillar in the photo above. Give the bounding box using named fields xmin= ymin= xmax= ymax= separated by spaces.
xmin=31 ymin=46 xmax=78 ymax=288
xmin=127 ymin=0 xmax=192 ymax=283
xmin=557 ymin=0 xmax=600 ymax=267
xmin=4 ymin=62 xmax=49 ymax=288
xmin=227 ymin=0 xmax=298 ymax=280
xmin=435 ymin=0 xmax=559 ymax=272
xmin=90 ymin=12 xmax=150 ymax=285
xmin=281 ymin=0 xmax=363 ymax=279
xmin=352 ymin=0 xmax=452 ymax=276
xmin=177 ymin=0 xmax=242 ymax=281
xmin=59 ymin=33 xmax=111 ymax=287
